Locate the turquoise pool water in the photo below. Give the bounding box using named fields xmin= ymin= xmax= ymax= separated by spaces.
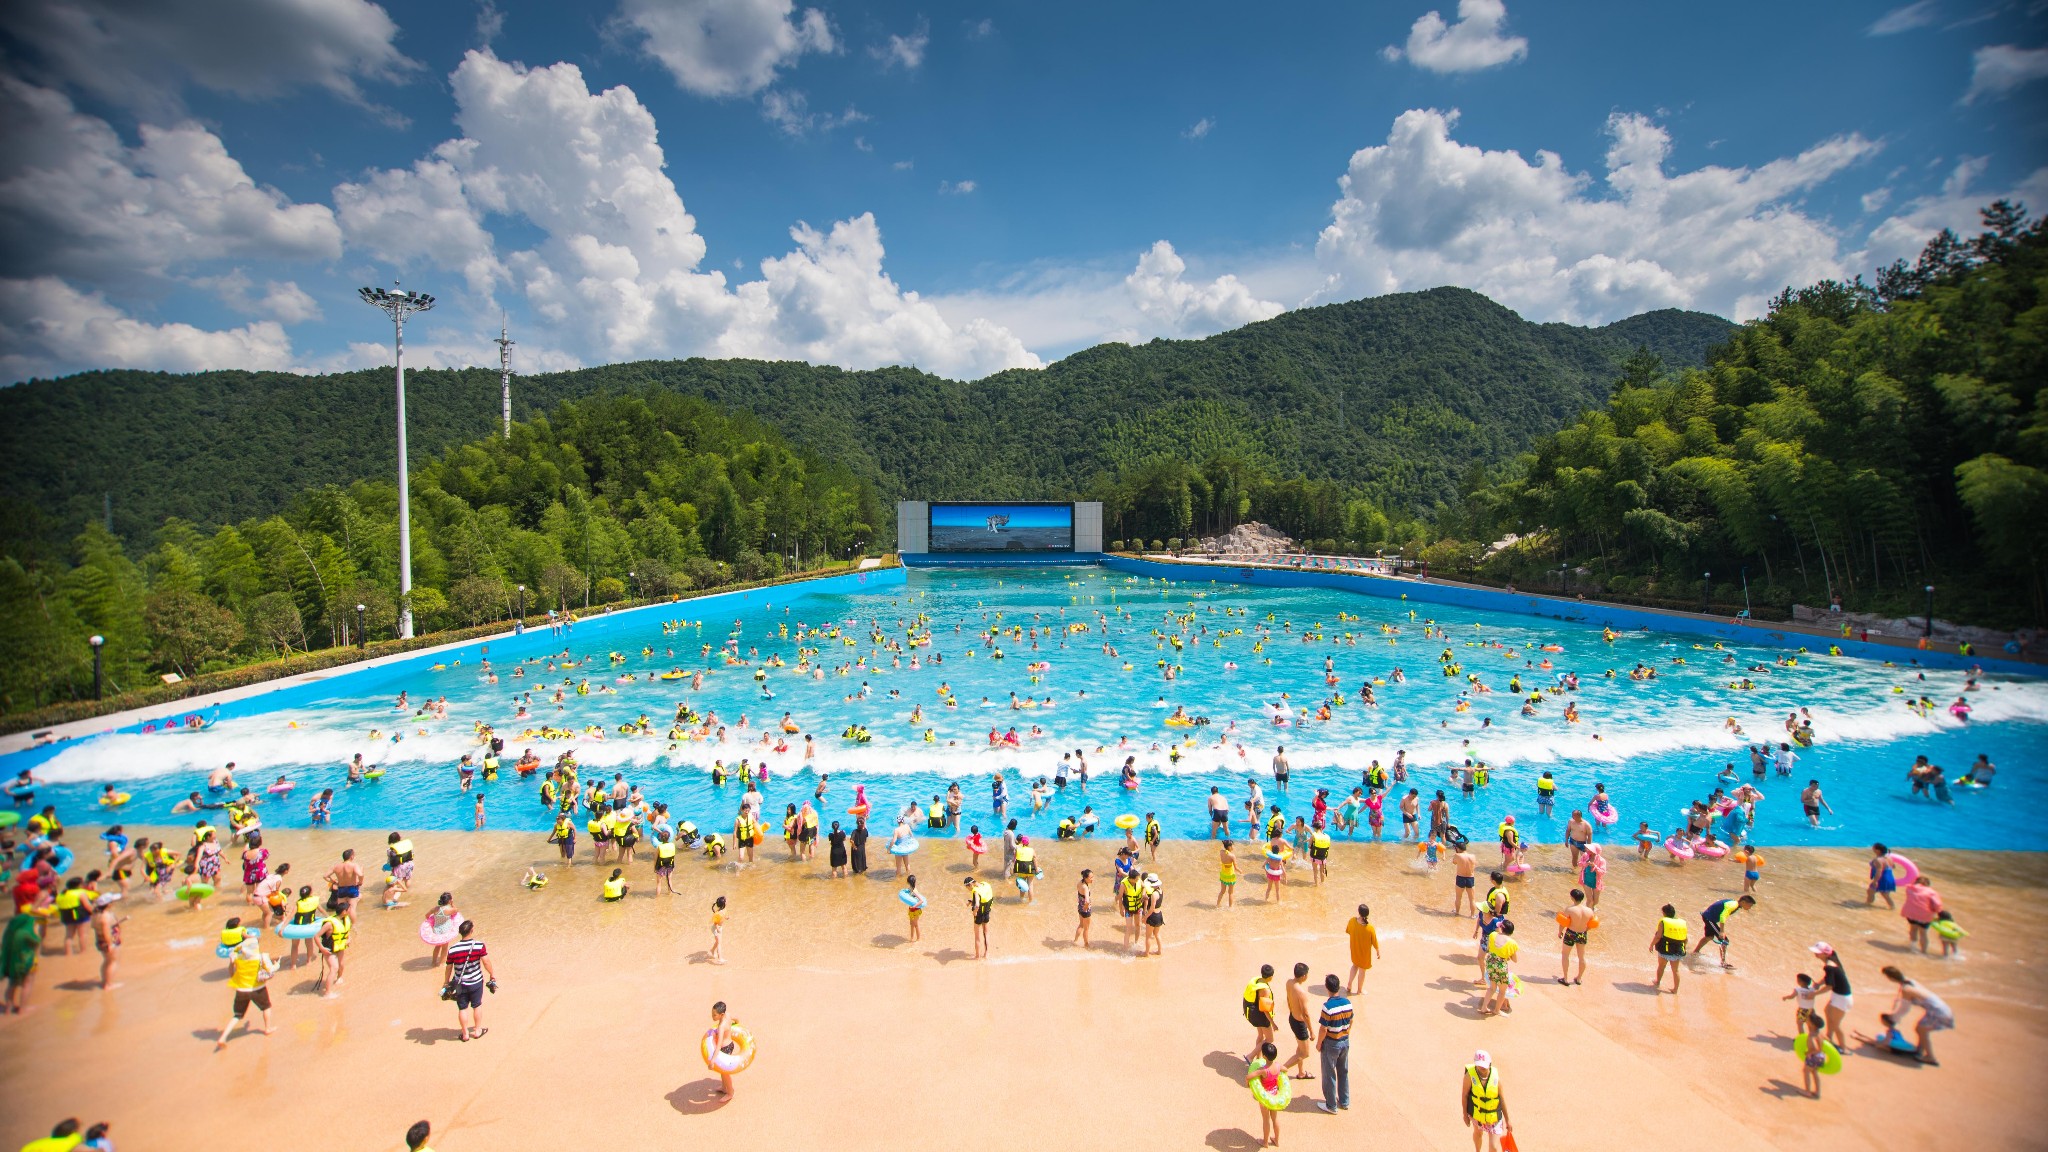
xmin=15 ymin=567 xmax=2046 ymax=849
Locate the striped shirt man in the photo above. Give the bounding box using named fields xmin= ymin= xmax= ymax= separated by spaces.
xmin=1318 ymin=993 xmax=1353 ymax=1044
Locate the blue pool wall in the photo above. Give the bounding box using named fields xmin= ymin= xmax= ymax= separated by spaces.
xmin=901 ymin=552 xmax=1107 ymax=567
xmin=2 ymin=566 xmax=908 ymax=773
xmin=1098 ymin=556 xmax=2041 ymax=680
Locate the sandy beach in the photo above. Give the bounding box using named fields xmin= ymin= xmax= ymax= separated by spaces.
xmin=2 ymin=827 xmax=2038 ymax=1151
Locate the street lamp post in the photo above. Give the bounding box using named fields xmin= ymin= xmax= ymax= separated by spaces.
xmin=356 ymin=603 xmax=367 ymax=648
xmin=1924 ymin=585 xmax=1935 ymax=638
xmin=1701 ymin=571 xmax=1712 ymax=616
xmin=516 ymin=584 xmax=525 ymax=624
xmin=628 ymin=570 xmax=636 ymax=603
xmin=358 ymin=284 xmax=435 ymax=639
xmin=88 ymin=634 xmax=104 ymax=700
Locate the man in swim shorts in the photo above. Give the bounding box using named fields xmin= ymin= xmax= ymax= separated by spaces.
xmin=1563 ymin=811 xmax=1592 ymax=868
xmin=1400 ymin=790 xmax=1420 ymax=841
xmin=1208 ymin=787 xmax=1230 ymax=838
xmin=324 ymin=849 xmax=364 ymax=917
xmin=1452 ymin=845 xmax=1478 ymax=915
xmin=1278 ymin=962 xmax=1316 ymax=1080
xmin=1800 ymin=780 xmax=1833 ymax=828
xmin=1558 ymin=889 xmax=1595 ymax=985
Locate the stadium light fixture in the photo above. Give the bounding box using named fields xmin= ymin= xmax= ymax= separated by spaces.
xmin=358 ymin=284 xmax=435 ymax=639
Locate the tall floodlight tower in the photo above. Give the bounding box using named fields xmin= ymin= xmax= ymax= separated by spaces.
xmin=358 ymin=283 xmax=435 ymax=639
xmin=495 ymin=316 xmax=514 ymax=439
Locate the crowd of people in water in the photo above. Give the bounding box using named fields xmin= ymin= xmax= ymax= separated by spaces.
xmin=0 ymin=587 xmax=2005 ymax=1147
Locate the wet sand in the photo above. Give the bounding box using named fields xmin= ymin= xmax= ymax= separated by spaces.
xmin=3 ymin=827 xmax=2039 ymax=1151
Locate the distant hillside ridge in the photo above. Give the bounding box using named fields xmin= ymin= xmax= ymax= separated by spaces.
xmin=0 ymin=286 xmax=1732 ymax=549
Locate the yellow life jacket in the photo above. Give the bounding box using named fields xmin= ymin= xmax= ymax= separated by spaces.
xmin=1659 ymin=916 xmax=1689 ymax=942
xmin=293 ymin=896 xmax=318 ymax=924
xmin=324 ymin=915 xmax=353 ymax=952
xmin=1013 ymin=845 xmax=1037 ymax=876
xmin=602 ymin=877 xmax=625 ymax=901
xmin=54 ymin=889 xmax=84 ymax=913
xmin=1242 ymin=978 xmax=1271 ymax=1022
xmin=1311 ymin=830 xmax=1332 ymax=850
xmin=1465 ymin=1066 xmax=1502 ymax=1124
xmin=657 ymin=841 xmax=677 ymax=863
xmin=389 ymin=838 xmax=414 ymax=864
xmin=971 ymin=881 xmax=993 ymax=910
xmin=220 ymin=926 xmax=246 ymax=948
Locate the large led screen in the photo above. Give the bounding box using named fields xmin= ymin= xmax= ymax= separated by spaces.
xmin=928 ymin=503 xmax=1074 ymax=552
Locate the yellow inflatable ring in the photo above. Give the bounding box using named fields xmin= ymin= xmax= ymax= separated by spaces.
xmin=702 ymin=1024 xmax=756 ymax=1074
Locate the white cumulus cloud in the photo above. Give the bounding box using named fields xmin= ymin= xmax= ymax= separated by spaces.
xmin=872 ymin=19 xmax=930 ymax=70
xmin=333 ymin=52 xmax=1035 ymax=377
xmin=1184 ymin=118 xmax=1213 ymax=140
xmin=618 ymin=0 xmax=836 ymax=98
xmin=1855 ymin=157 xmax=2048 ymax=271
xmin=939 ymin=179 xmax=977 ymax=195
xmin=4 ymin=0 xmax=417 ymax=120
xmin=1314 ymin=107 xmax=1879 ymax=324
xmin=0 ymin=276 xmax=293 ymax=382
xmin=1963 ymin=44 xmax=2048 ymax=103
xmin=1125 ymin=241 xmax=1282 ymax=336
xmin=0 ymin=77 xmax=342 ymax=285
xmin=722 ymin=214 xmax=1038 ymax=375
xmin=1385 ymin=0 xmax=1528 ymax=74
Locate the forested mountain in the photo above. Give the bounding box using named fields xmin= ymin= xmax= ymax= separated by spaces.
xmin=0 ymin=287 xmax=1732 ymax=554
xmin=1436 ymin=202 xmax=2048 ymax=627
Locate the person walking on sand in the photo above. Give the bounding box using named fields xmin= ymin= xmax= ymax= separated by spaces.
xmin=902 ymin=875 xmax=926 ymax=942
xmin=1559 ymin=888 xmax=1595 ymax=985
xmin=1314 ymin=973 xmax=1352 ymax=1114
xmin=965 ymin=877 xmax=994 ymax=959
xmin=1881 ymin=965 xmax=1954 ymax=1065
xmin=1866 ymin=843 xmax=1898 ymax=908
xmin=214 ymin=932 xmax=277 ymax=1051
xmin=1901 ymin=873 xmax=1944 ymax=952
xmin=1344 ymin=904 xmax=1380 ymax=994
xmin=1452 ymin=842 xmax=1478 ymax=915
xmin=1461 ymin=1050 xmax=1511 ymax=1152
xmin=1247 ymin=1041 xmax=1286 ymax=1148
xmin=709 ymin=896 xmax=727 ymax=965
xmin=442 ymin=920 xmax=495 ymax=1042
xmin=1277 ymin=962 xmax=1317 ymax=1081
xmin=1651 ymin=903 xmax=1687 ymax=993
xmin=1073 ymin=869 xmax=1093 ymax=948
xmin=1243 ymin=964 xmax=1277 ymax=1064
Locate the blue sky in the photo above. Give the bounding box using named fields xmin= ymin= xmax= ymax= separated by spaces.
xmin=2 ymin=0 xmax=2044 ymax=382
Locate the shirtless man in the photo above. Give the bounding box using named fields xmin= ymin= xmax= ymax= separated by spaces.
xmin=1429 ymin=790 xmax=1451 ymax=841
xmin=323 ymin=849 xmax=365 ymax=918
xmin=171 ymin=791 xmax=224 ymax=815
xmin=1563 ymin=811 xmax=1594 ymax=869
xmin=1208 ymin=787 xmax=1230 ymax=839
xmin=1277 ymin=962 xmax=1317 ymax=1081
xmin=1800 ymin=780 xmax=1834 ymax=828
xmin=208 ymin=763 xmax=238 ymax=794
xmin=1452 ymin=843 xmax=1479 ymax=915
xmin=1400 ymin=789 xmax=1421 ymax=841
xmin=1558 ymin=888 xmax=1595 ymax=985
xmin=1272 ymin=746 xmax=1291 ymax=792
